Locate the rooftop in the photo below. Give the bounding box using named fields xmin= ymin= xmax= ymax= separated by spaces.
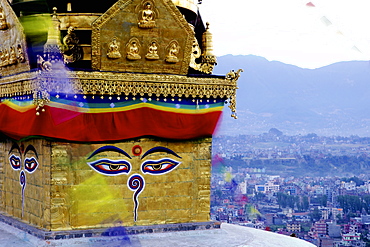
xmin=0 ymin=221 xmax=315 ymax=247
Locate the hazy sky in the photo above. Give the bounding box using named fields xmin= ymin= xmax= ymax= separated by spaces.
xmin=199 ymin=0 xmax=370 ymax=68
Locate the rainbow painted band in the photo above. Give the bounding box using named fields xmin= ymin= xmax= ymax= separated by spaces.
xmin=0 ymin=97 xmax=223 ymax=141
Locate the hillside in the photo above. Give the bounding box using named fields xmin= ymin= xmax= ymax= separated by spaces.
xmin=214 ymin=55 xmax=370 ymax=137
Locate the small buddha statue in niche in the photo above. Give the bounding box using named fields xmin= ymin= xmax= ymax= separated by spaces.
xmin=126 ymin=41 xmax=141 ymax=60
xmin=9 ymin=46 xmax=17 ymax=65
xmin=2 ymin=48 xmax=9 ymax=66
xmin=145 ymin=41 xmax=159 ymax=60
xmin=17 ymin=44 xmax=25 ymax=63
xmin=107 ymin=38 xmax=121 ymax=59
xmin=0 ymin=6 xmax=7 ymax=30
xmin=0 ymin=50 xmax=3 ymax=67
xmin=138 ymin=2 xmax=156 ymax=29
xmin=165 ymin=43 xmax=179 ymax=63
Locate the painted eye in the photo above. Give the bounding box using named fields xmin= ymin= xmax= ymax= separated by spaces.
xmin=9 ymin=154 xmax=21 ymax=170
xmin=24 ymin=157 xmax=39 ymax=173
xmin=141 ymin=158 xmax=181 ymax=175
xmin=87 ymin=159 xmax=131 ymax=176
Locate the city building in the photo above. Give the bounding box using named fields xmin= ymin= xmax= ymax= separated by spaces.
xmin=335 ymin=232 xmax=364 ymax=247
xmin=327 ymin=222 xmax=341 ymax=238
xmin=314 ymin=220 xmax=328 ymax=237
xmin=286 ymin=222 xmax=301 ymax=232
xmin=255 ymin=180 xmax=280 ymax=194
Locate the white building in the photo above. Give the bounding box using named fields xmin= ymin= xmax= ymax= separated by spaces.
xmin=341 ymin=181 xmax=356 ymax=191
xmin=255 ymin=180 xmax=280 ymax=194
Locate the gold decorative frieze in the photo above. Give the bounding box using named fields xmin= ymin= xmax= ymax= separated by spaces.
xmin=0 ymin=72 xmax=35 ymax=97
xmin=76 ymin=80 xmax=236 ymax=100
xmin=73 ymin=71 xmax=236 ymax=86
xmin=0 ymin=71 xmax=239 ymax=114
xmin=0 ymin=71 xmax=237 ymax=94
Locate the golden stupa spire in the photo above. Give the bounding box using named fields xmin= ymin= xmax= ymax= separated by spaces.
xmin=43 ymin=7 xmax=62 ymax=64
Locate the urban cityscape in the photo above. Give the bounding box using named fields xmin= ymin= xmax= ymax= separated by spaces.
xmin=211 ymin=129 xmax=370 ymax=246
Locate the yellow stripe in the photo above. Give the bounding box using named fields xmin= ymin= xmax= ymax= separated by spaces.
xmin=48 ymin=102 xmax=90 ymax=113
xmin=48 ymin=102 xmax=223 ymax=114
xmin=1 ymin=100 xmax=35 ymax=113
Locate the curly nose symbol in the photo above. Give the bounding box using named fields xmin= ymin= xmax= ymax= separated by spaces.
xmin=127 ymin=174 xmax=145 ymax=222
xmin=19 ymin=170 xmax=26 ymax=217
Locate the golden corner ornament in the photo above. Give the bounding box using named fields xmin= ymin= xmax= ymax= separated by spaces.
xmin=0 ymin=0 xmax=242 ymax=238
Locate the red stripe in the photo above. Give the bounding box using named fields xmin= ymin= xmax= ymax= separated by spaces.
xmin=0 ymin=104 xmax=222 ymax=141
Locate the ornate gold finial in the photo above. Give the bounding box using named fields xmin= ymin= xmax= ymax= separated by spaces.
xmin=43 ymin=7 xmax=62 ymax=65
xmin=189 ymin=22 xmax=217 ymax=74
xmin=200 ymin=22 xmax=217 ymax=72
xmin=226 ymin=69 xmax=243 ymax=82
xmin=202 ymin=22 xmax=214 ymax=58
xmin=229 ymin=96 xmax=238 ymax=119
xmin=34 ymin=6 xmax=61 ymax=115
xmin=226 ymin=69 xmax=243 ymax=119
xmin=33 ymin=79 xmax=50 ymax=116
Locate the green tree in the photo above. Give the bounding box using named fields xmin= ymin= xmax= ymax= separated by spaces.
xmin=303 ymin=196 xmax=309 ymax=210
xmin=321 ymin=195 xmax=328 ymax=207
xmin=337 ymin=195 xmax=364 ymax=214
xmin=310 ymin=208 xmax=322 ymax=221
xmin=336 ymin=214 xmax=345 ymax=224
xmin=255 ymin=192 xmax=266 ymax=202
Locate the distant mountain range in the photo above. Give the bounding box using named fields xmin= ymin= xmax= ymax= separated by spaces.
xmin=213 ymin=55 xmax=370 ymax=137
